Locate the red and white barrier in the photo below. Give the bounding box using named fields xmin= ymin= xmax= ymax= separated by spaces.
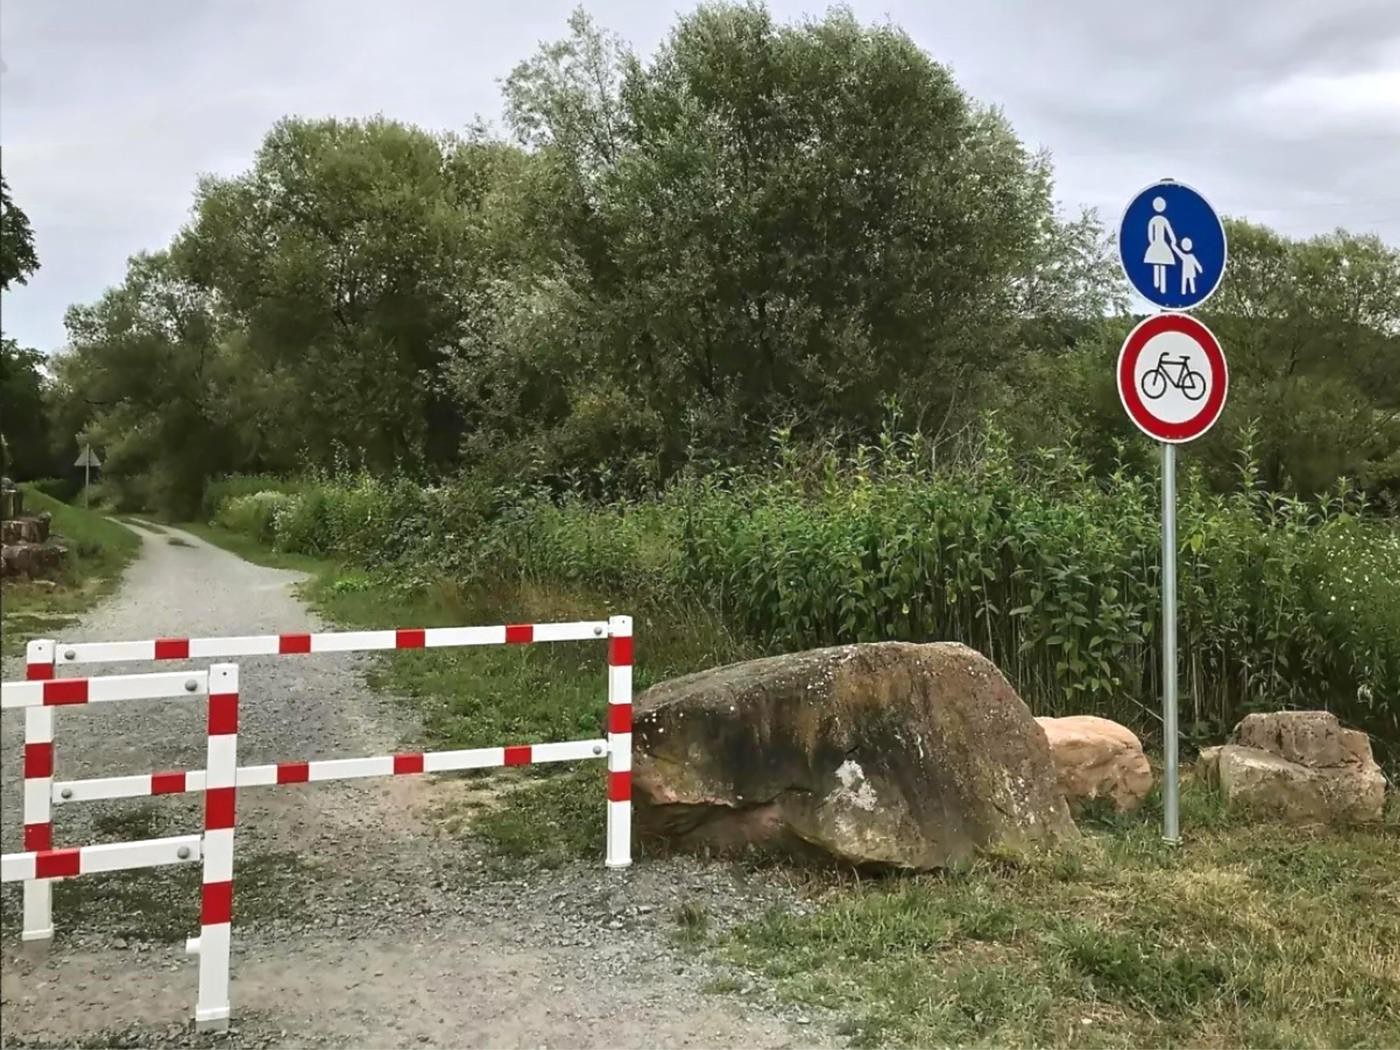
xmin=12 ymin=615 xmax=633 ymax=920
xmin=4 ymin=650 xmax=213 ymax=943
xmin=0 ymin=662 xmax=239 ymax=1032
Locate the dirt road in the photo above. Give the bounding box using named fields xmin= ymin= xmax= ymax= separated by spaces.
xmin=1 ymin=525 xmax=831 ymax=1048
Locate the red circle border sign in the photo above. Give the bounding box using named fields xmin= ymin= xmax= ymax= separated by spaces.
xmin=1117 ymin=313 xmax=1228 ymax=444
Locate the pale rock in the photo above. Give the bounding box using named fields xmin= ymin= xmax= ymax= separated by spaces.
xmin=1036 ymin=715 xmax=1154 ymax=812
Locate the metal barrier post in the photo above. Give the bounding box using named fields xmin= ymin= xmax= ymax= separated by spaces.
xmin=606 ymin=616 xmax=633 ymax=868
xmin=22 ymin=639 xmax=56 ymax=941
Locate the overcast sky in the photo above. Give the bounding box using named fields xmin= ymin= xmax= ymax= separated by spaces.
xmin=2 ymin=0 xmax=1398 ymax=352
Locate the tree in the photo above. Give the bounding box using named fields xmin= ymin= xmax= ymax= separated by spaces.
xmin=0 ymin=339 xmax=52 ymax=479
xmin=178 ymin=117 xmax=516 ymax=474
xmin=462 ymin=5 xmax=1115 ymax=488
xmin=1 ymin=172 xmax=48 ymax=478
xmin=56 ymin=252 xmax=235 ymax=514
xmin=1200 ymin=221 xmax=1400 ymax=497
xmin=1 ymin=172 xmax=40 ymax=291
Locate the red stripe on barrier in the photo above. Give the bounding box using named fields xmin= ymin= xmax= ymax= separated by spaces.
xmin=393 ymin=753 xmax=424 ymax=775
xmin=607 ymin=704 xmax=632 ymax=735
xmin=208 ymin=693 xmax=239 ymax=735
xmin=205 ymin=786 xmax=236 ymax=830
xmin=154 ymin=638 xmax=190 ymax=660
xmin=23 ymin=822 xmax=52 ymax=852
xmin=26 ymin=663 xmax=54 ymax=681
xmin=277 ymin=762 xmax=310 ymax=784
xmin=504 ymin=745 xmax=532 ymax=766
xmin=24 ymin=742 xmax=54 ymax=779
xmin=608 ymin=770 xmax=632 ymax=802
xmin=279 ymin=633 xmax=312 ymax=654
xmin=505 ymin=624 xmax=533 ymax=645
xmin=35 ymin=848 xmax=81 ymax=879
xmin=609 ymin=636 xmax=633 ymax=667
xmin=396 ymin=629 xmax=425 ymax=649
xmin=201 ymin=881 xmax=233 ymax=925
xmin=43 ymin=679 xmax=89 ymax=705
xmin=151 ymin=771 xmax=187 ymax=794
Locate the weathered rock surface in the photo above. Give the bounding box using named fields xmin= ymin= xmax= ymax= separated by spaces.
xmin=1036 ymin=715 xmax=1153 ymax=811
xmin=1 ymin=511 xmax=52 ymax=544
xmin=633 ymin=642 xmax=1076 ymax=870
xmin=1202 ymin=711 xmax=1385 ymax=825
xmin=1 ymin=540 xmax=67 ymax=580
xmin=1231 ymin=711 xmax=1374 ymax=769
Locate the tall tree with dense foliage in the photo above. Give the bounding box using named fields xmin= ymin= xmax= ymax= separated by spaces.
xmin=1201 ymin=221 xmax=1400 ymax=497
xmin=56 ymin=252 xmax=235 ymax=513
xmin=452 ymin=6 xmax=1117 ymax=487
xmin=177 ymin=118 xmax=521 ymax=474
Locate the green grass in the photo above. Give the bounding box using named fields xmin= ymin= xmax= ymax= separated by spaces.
xmin=721 ymin=785 xmax=1400 ymax=1048
xmin=2 ymin=488 xmax=142 ymax=656
xmin=178 ymin=520 xmax=337 ymax=575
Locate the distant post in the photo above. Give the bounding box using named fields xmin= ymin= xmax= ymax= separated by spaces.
xmin=74 ymin=441 xmax=102 ymax=509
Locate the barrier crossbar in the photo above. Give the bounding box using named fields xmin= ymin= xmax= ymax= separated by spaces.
xmin=28 ymin=620 xmax=611 ymax=671
xmin=51 ymin=738 xmax=609 ymax=803
xmin=5 ymin=615 xmax=632 ymax=1032
xmin=0 ymin=833 xmax=203 ymax=882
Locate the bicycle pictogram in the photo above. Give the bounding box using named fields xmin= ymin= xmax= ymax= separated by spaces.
xmin=1140 ymin=352 xmax=1206 ymax=401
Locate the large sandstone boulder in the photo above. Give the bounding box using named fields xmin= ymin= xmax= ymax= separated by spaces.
xmin=1197 ymin=711 xmax=1385 ymax=825
xmin=633 ymin=642 xmax=1076 ymax=870
xmin=1036 ymin=715 xmax=1153 ymax=812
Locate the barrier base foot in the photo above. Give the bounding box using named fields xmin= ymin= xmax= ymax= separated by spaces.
xmin=195 ymin=1010 xmax=230 ymax=1033
xmin=605 ymin=860 xmax=632 ymax=869
xmin=20 ymin=928 xmax=54 ymax=943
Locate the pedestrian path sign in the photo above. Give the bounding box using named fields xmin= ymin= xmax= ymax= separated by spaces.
xmin=1118 ymin=180 xmax=1227 ymax=310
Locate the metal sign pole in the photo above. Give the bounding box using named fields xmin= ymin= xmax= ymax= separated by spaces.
xmin=1161 ymin=441 xmax=1180 ymax=843
xmin=84 ymin=456 xmax=91 ymax=509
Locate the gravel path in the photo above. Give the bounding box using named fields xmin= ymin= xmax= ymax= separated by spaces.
xmin=1 ymin=525 xmax=836 ymax=1049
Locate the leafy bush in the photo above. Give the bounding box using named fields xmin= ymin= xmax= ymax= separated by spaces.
xmin=214 ymin=491 xmax=298 ymax=546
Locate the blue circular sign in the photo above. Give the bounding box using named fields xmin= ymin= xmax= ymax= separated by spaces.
xmin=1118 ymin=180 xmax=1227 ymax=311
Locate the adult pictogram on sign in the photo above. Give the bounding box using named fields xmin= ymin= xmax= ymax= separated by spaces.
xmin=1117 ymin=313 xmax=1228 ymax=444
xmin=1119 ymin=180 xmax=1227 ymax=310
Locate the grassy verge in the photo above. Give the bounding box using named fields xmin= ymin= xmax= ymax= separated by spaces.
xmin=718 ymin=788 xmax=1400 ymax=1047
xmin=2 ymin=489 xmax=142 ymax=657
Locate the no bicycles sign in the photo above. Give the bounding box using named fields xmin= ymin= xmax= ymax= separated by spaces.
xmin=1116 ymin=313 xmax=1228 ymax=444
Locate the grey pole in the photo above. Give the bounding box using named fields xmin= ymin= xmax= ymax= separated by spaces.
xmin=84 ymin=455 xmax=91 ymax=509
xmin=1161 ymin=441 xmax=1180 ymax=843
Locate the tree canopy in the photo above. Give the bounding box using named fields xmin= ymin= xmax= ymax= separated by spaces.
xmin=36 ymin=4 xmax=1400 ymax=513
